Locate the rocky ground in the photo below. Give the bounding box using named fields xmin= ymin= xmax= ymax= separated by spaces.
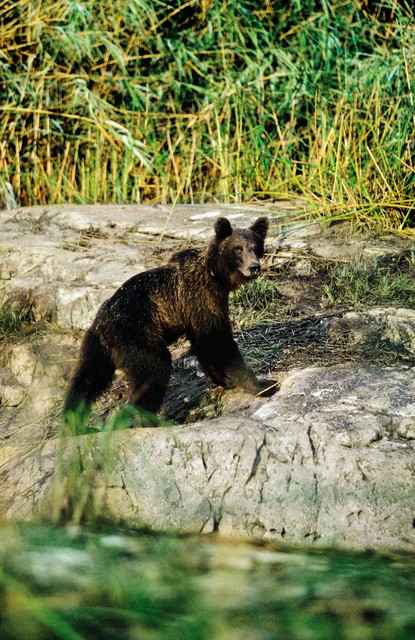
xmin=1 ymin=203 xmax=415 ymax=550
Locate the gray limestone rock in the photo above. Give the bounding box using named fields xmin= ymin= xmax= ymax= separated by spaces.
xmin=2 ymin=363 xmax=414 ymax=551
xmin=1 ymin=204 xmax=415 ymax=552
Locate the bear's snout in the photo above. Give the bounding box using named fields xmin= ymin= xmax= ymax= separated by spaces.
xmin=249 ymin=262 xmax=261 ymax=276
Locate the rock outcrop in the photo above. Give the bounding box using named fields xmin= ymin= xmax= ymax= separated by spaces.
xmin=1 ymin=204 xmax=415 ymax=551
xmin=2 ymin=361 xmax=415 ymax=550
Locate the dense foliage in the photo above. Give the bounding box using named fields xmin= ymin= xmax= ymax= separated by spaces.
xmin=1 ymin=0 xmax=415 ymax=231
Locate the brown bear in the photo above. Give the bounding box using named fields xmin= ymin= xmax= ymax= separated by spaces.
xmin=63 ymin=216 xmax=277 ymax=426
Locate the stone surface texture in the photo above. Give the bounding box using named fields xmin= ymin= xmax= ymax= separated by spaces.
xmin=1 ymin=203 xmax=415 ymax=551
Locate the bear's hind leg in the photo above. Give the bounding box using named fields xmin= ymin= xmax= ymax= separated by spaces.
xmin=63 ymin=330 xmax=115 ymax=429
xmin=119 ymin=346 xmax=172 ymax=415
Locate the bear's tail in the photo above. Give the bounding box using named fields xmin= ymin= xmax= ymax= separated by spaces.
xmin=63 ymin=329 xmax=115 ymax=432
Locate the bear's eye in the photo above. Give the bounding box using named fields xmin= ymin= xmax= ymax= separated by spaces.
xmin=234 ymin=247 xmax=243 ymax=254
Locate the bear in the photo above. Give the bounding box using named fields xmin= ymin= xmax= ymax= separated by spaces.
xmin=63 ymin=216 xmax=277 ymax=427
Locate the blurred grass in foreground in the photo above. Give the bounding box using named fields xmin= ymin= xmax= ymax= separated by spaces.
xmin=1 ymin=0 xmax=415 ymax=234
xmin=1 ymin=523 xmax=415 ymax=640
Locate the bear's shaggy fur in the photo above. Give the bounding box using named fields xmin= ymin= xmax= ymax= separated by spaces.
xmin=63 ymin=216 xmax=276 ymax=424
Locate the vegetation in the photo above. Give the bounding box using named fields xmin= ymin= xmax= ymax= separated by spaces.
xmin=232 ymin=277 xmax=282 ymax=328
xmin=0 ymin=295 xmax=40 ymax=338
xmin=0 ymin=304 xmax=23 ymax=337
xmin=322 ymin=254 xmax=415 ymax=307
xmin=1 ymin=523 xmax=415 ymax=640
xmin=1 ymin=0 xmax=415 ymax=232
xmin=231 ymin=249 xmax=415 ymax=329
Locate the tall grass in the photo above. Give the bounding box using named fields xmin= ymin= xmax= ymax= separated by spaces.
xmin=1 ymin=0 xmax=415 ymax=231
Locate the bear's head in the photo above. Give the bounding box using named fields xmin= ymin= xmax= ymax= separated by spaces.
xmin=209 ymin=216 xmax=269 ymax=291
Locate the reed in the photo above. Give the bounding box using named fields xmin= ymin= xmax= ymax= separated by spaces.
xmin=1 ymin=0 xmax=415 ymax=232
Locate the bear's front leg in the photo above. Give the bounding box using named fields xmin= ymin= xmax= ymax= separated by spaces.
xmin=190 ymin=329 xmax=277 ymax=397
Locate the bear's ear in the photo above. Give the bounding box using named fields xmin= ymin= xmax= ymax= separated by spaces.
xmin=214 ymin=217 xmax=233 ymax=240
xmin=250 ymin=217 xmax=269 ymax=240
